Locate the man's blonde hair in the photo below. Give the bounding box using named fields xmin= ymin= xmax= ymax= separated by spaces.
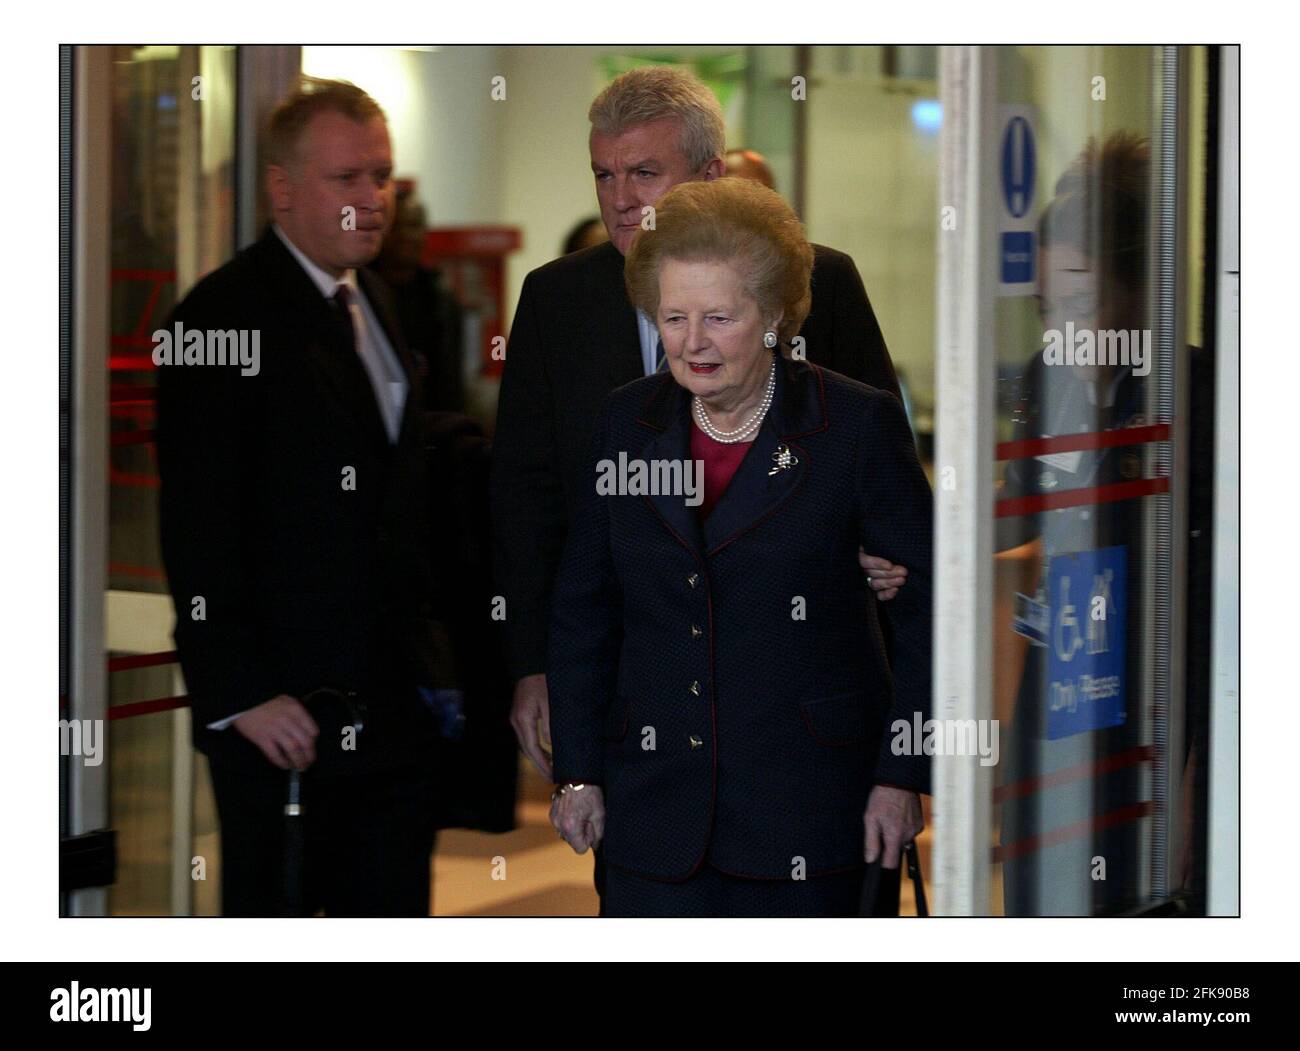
xmin=624 ymin=177 xmax=813 ymax=346
xmin=588 ymin=66 xmax=726 ymax=174
xmin=266 ymin=76 xmax=386 ymax=169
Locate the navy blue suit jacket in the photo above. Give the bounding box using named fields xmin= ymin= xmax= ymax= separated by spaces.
xmin=548 ymin=357 xmax=933 ymax=881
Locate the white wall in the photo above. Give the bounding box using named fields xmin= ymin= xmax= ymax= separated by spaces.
xmin=496 ymin=46 xmax=611 ymax=314
xmin=302 ymin=45 xmax=506 ymax=223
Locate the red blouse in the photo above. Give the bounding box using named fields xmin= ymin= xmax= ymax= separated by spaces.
xmin=688 ymin=422 xmax=914 ymax=796
xmin=690 ymin=422 xmax=754 ymax=520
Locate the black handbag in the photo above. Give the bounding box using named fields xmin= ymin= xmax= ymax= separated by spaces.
xmin=859 ymin=841 xmax=929 ymax=917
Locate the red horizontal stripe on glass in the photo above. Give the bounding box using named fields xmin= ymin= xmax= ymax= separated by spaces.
xmin=110 ymin=430 xmax=156 ymax=447
xmin=996 ymin=423 xmax=1170 ymax=461
xmin=107 ymin=650 xmax=177 ymax=673
xmin=107 ymin=562 xmax=166 ymax=580
xmin=995 ymin=477 xmax=1169 ymax=518
xmin=108 ymin=470 xmax=159 ymax=489
xmin=111 ymin=269 xmax=175 ymax=283
xmin=994 ymin=746 xmax=1156 ymax=803
xmin=107 ymin=695 xmax=190 ymax=720
xmin=992 ymin=801 xmax=1155 ymax=863
xmin=109 ymin=349 xmax=160 ymax=365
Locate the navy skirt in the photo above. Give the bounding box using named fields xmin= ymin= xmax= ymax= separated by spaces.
xmin=603 ymin=862 xmax=865 ymax=918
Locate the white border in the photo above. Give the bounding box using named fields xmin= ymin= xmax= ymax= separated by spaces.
xmin=2 ymin=5 xmax=1287 ymax=962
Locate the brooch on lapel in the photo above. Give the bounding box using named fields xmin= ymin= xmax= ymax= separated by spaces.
xmin=768 ymin=444 xmax=799 ymax=476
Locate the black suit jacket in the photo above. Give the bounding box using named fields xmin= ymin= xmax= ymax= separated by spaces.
xmin=490 ymin=239 xmax=901 ymax=681
xmin=547 ymin=358 xmax=933 ymax=880
xmin=156 ymin=226 xmax=439 ymax=770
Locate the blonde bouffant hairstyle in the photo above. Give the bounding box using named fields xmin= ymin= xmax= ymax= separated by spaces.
xmin=624 ymin=177 xmax=814 ymax=348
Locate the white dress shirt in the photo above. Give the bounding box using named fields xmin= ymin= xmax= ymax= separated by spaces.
xmin=273 ymin=223 xmax=409 ymax=441
xmin=636 ymin=308 xmax=662 ymax=376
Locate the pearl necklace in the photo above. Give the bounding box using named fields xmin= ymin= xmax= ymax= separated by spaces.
xmin=692 ymin=359 xmax=776 ymax=444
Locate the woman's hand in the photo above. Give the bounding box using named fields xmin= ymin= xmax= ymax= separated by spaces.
xmin=859 ymin=550 xmax=908 ymax=601
xmin=863 ymin=785 xmax=924 ymax=868
xmin=550 ymin=783 xmax=606 ymax=854
xmin=510 ymin=673 xmax=553 ymax=780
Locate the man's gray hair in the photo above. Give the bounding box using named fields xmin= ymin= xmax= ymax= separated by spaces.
xmin=588 ymin=66 xmax=726 ymax=173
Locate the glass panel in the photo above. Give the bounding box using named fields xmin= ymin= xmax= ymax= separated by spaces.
xmin=989 ymin=46 xmax=1198 ymax=915
xmin=105 ymin=43 xmax=236 ymax=915
xmin=105 ymin=686 xmax=174 ymax=917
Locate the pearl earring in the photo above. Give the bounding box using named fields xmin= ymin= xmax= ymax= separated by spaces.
xmin=763 ymin=331 xmax=778 ymax=349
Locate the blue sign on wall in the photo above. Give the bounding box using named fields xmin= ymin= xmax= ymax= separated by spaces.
xmin=1045 ymin=545 xmax=1127 ymax=740
xmin=1001 ymin=230 xmax=1035 ymax=284
xmin=998 ymin=109 xmax=1037 ymax=291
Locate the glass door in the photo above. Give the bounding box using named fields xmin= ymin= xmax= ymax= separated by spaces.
xmin=64 ymin=44 xmax=239 ymax=916
xmin=934 ymin=45 xmax=1211 ymax=915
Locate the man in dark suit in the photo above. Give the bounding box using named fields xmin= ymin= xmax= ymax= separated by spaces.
xmin=491 ymin=65 xmax=910 ymax=785
xmin=156 ymin=78 xmax=440 ymax=916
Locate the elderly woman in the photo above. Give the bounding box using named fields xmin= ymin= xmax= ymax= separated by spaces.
xmin=547 ymin=177 xmax=933 ymax=917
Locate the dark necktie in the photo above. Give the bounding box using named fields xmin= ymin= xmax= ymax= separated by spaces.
xmin=331 ymin=285 xmax=357 ymax=355
xmin=330 ymin=283 xmax=403 ymax=442
xmin=327 ymin=283 xmax=392 ymax=439
xmin=654 ymin=337 xmax=668 ymax=373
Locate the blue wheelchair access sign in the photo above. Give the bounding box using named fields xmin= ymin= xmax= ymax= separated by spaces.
xmin=1045 ymin=545 xmax=1127 ymax=740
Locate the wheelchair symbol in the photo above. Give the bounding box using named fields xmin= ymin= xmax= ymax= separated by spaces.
xmin=1054 ymin=576 xmax=1084 ymax=663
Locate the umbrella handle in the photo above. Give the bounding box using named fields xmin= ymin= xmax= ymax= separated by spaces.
xmin=285 ymin=769 xmax=302 ymax=817
xmin=281 ymin=768 xmax=306 ymax=916
xmin=905 ymin=841 xmax=929 ymax=917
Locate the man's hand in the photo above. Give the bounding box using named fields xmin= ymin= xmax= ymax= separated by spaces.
xmin=863 ymin=785 xmax=924 ymax=868
xmin=233 ymin=695 xmax=319 ymax=771
xmin=550 ymin=783 xmax=605 ymax=854
xmin=859 ymin=549 xmax=908 ymax=601
xmin=510 ymin=673 xmax=553 ymax=780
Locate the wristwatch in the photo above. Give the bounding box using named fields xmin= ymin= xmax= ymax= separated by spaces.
xmin=550 ymin=782 xmax=586 ymax=802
